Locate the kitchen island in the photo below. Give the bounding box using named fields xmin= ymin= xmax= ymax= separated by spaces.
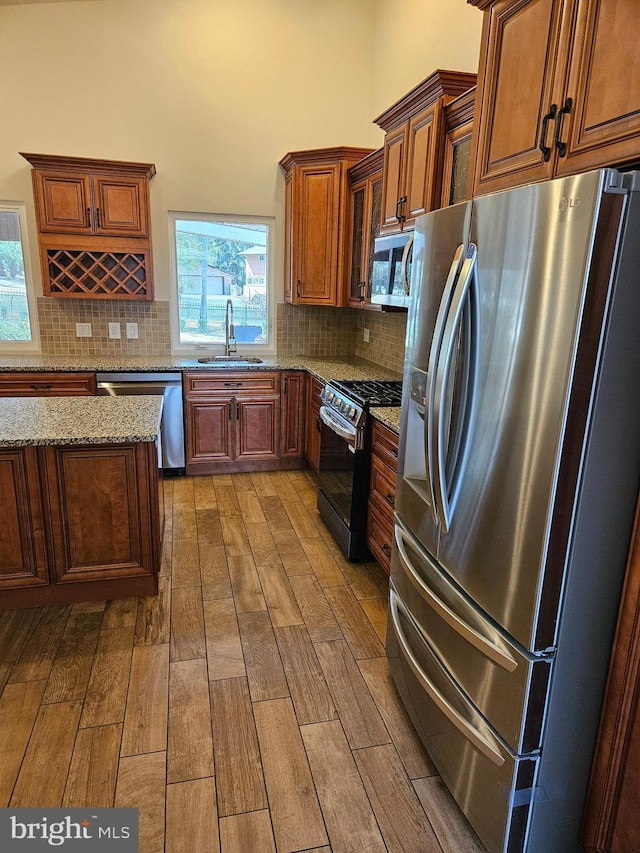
xmin=0 ymin=395 xmax=163 ymax=609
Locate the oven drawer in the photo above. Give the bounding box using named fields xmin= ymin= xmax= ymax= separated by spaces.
xmin=371 ymin=418 xmax=399 ymax=472
xmin=367 ymin=498 xmax=393 ymax=573
xmin=184 ymin=371 xmax=280 ymax=396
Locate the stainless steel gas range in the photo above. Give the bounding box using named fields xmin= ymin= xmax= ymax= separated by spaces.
xmin=316 ymin=377 xmax=402 ymax=561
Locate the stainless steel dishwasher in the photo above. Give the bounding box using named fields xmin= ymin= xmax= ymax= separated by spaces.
xmin=96 ymin=372 xmax=186 ymax=474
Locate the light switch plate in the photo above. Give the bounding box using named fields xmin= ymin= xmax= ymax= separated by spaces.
xmin=363 ymin=328 xmax=370 ymax=343
xmin=75 ymin=323 xmax=92 ymax=338
xmin=126 ymin=322 xmax=139 ymax=339
xmin=108 ymin=322 xmax=121 ymax=339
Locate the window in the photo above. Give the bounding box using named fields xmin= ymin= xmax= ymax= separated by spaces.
xmin=169 ymin=213 xmax=272 ymax=350
xmin=0 ymin=203 xmax=38 ymax=349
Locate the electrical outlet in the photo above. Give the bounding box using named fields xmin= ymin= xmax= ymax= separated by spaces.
xmin=75 ymin=323 xmax=92 ymax=338
xmin=108 ymin=322 xmax=121 ymax=339
xmin=363 ymin=328 xmax=370 ymax=343
xmin=126 ymin=322 xmax=139 ymax=339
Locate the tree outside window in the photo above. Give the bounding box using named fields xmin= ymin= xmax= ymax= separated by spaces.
xmin=173 ymin=217 xmax=269 ymax=346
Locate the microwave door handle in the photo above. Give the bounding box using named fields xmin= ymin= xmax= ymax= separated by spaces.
xmin=425 ymin=243 xmax=465 ymax=524
xmin=400 ymin=232 xmax=414 ymax=295
xmin=433 ymin=244 xmax=479 ymax=534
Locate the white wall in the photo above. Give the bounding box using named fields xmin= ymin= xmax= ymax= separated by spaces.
xmin=369 ymin=0 xmax=482 ymax=128
xmin=0 ymin=0 xmax=482 ymax=317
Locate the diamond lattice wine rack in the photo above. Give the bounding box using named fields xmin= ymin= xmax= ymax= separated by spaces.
xmin=21 ymin=152 xmax=156 ymax=300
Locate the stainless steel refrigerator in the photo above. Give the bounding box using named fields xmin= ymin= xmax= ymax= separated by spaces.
xmin=386 ymin=168 xmax=640 ymax=853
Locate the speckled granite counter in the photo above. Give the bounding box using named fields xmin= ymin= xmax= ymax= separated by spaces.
xmin=0 ymin=395 xmax=162 ymax=447
xmin=0 ymin=353 xmax=402 ymax=382
xmin=370 ymin=406 xmax=401 ymax=434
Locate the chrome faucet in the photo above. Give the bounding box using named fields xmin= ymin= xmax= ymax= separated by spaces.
xmin=225 ymin=298 xmax=237 ymax=357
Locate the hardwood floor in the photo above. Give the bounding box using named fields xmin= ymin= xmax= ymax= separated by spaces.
xmin=0 ymin=470 xmax=485 ymax=852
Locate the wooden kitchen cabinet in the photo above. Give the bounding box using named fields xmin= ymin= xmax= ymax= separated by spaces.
xmin=346 ymin=149 xmax=384 ymax=309
xmin=305 ymin=375 xmax=323 ymax=473
xmin=442 ymin=86 xmax=476 ymax=207
xmin=374 ymin=70 xmax=477 ymax=235
xmin=0 ymin=447 xmax=49 ymax=592
xmin=0 ymin=441 xmax=161 ymax=609
xmin=184 ymin=370 xmax=305 ymax=474
xmin=20 ymin=152 xmax=155 ymax=299
xmin=469 ymin=0 xmax=640 ymax=196
xmin=366 ymin=418 xmax=399 ymax=574
xmin=281 ymin=371 xmax=306 ymax=458
xmin=279 ymin=147 xmax=373 ymax=306
xmin=582 ymin=496 xmax=640 ymax=852
xmin=0 ymin=371 xmax=96 ymax=396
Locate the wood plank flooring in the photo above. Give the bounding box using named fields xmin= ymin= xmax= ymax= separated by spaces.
xmin=0 ymin=470 xmax=485 ymax=852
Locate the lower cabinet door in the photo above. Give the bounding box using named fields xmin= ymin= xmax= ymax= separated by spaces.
xmin=0 ymin=447 xmax=49 ymax=589
xmin=236 ymin=397 xmax=280 ymax=461
xmin=44 ymin=443 xmax=155 ymax=583
xmin=186 ymin=399 xmax=234 ymax=464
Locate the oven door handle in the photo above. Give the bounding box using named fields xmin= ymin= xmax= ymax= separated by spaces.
xmin=319 ymin=406 xmax=357 ymax=449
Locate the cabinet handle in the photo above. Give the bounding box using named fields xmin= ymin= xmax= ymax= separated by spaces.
xmin=283 ymin=375 xmax=288 ymax=394
xmin=358 ymin=282 xmax=366 ymax=301
xmin=382 ymin=543 xmax=392 ymax=556
xmin=385 ymin=492 xmax=394 ymax=505
xmin=554 ymin=97 xmax=573 ymax=158
xmin=296 ymin=280 xmax=301 ymax=298
xmin=30 ymin=383 xmax=52 ymax=390
xmin=228 ymin=402 xmax=233 ymax=420
xmin=86 ymin=207 xmax=92 ymax=228
xmin=389 ymin=445 xmax=398 ymax=457
xmin=223 ymin=382 xmax=243 ymax=388
xmin=395 ymin=196 xmax=407 ymax=223
xmin=539 ymin=103 xmax=557 ymax=162
xmin=316 ymin=416 xmax=322 ymax=433
xmin=95 ymin=207 xmax=101 ymax=228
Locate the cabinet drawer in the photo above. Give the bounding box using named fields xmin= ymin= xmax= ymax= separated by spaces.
xmin=371 ymin=418 xmax=399 ymax=472
xmin=184 ymin=371 xmax=280 ymax=396
xmin=367 ymin=498 xmax=394 ymax=575
xmin=0 ymin=372 xmax=96 ymax=396
xmin=369 ymin=453 xmax=396 ymax=520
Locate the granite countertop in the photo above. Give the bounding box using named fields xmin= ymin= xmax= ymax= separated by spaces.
xmin=0 ymin=395 xmax=163 ymax=447
xmin=0 ymin=354 xmax=403 ymax=435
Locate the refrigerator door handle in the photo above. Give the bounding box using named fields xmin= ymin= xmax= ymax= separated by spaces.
xmin=389 ymin=590 xmax=506 ymax=767
xmin=433 ymin=243 xmax=480 ymax=533
xmin=425 ymin=243 xmax=466 ymax=524
xmin=395 ymin=525 xmax=518 ymax=672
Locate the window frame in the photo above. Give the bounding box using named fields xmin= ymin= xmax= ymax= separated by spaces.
xmin=0 ymin=201 xmax=40 ymax=353
xmin=168 ymin=210 xmax=275 ymax=356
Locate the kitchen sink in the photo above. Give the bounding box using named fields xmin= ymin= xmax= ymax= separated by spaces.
xmin=197 ymin=356 xmax=263 ymax=364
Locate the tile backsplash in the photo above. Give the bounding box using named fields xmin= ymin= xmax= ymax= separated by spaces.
xmin=37 ymin=298 xmax=172 ymax=356
xmin=36 ymin=297 xmax=407 ymax=371
xmin=277 ymin=302 xmax=406 ymax=373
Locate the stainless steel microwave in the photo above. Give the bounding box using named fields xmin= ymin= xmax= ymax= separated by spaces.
xmin=370 ymin=231 xmax=414 ymax=308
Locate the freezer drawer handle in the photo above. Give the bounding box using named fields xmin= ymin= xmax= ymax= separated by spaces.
xmin=395 ymin=525 xmax=517 ymax=672
xmin=389 ymin=590 xmax=505 ymax=767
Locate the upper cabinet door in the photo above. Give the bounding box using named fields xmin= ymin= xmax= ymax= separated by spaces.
xmin=380 ymin=125 xmax=407 ymax=235
xmin=557 ymin=0 xmax=640 ymax=176
xmin=471 ymin=0 xmax=568 ymax=195
xmin=404 ymin=102 xmax=443 ymax=227
xmin=296 ymin=163 xmax=341 ymax=304
xmin=93 ymin=175 xmax=149 ymax=237
xmin=35 ymin=170 xmax=93 ymax=234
